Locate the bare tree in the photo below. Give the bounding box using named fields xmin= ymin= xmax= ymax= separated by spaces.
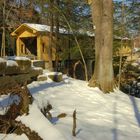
xmin=48 ymin=0 xmax=54 ymax=71
xmin=89 ymin=0 xmax=114 ymax=93
xmin=54 ymin=0 xmax=60 ymax=71
xmin=1 ymin=0 xmax=6 ymax=57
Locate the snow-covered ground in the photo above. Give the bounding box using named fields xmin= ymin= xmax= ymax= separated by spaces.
xmin=0 ymin=72 xmax=140 ymax=140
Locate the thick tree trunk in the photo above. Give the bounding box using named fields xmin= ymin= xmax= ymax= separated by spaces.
xmin=89 ymin=0 xmax=114 ymax=93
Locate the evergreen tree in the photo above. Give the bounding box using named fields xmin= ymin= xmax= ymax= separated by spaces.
xmin=114 ymin=0 xmax=140 ymax=36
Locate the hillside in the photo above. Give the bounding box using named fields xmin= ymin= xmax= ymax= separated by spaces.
xmin=0 ymin=71 xmax=140 ymax=140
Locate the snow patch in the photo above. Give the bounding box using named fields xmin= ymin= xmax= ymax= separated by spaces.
xmin=0 ymin=57 xmax=6 ymax=63
xmin=7 ymin=60 xmax=18 ymax=67
xmin=25 ymin=23 xmax=69 ymax=34
xmin=0 ymin=134 xmax=28 ymax=140
xmin=8 ymin=56 xmax=30 ymax=61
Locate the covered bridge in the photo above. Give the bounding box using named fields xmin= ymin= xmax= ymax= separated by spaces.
xmin=11 ymin=23 xmax=69 ymax=62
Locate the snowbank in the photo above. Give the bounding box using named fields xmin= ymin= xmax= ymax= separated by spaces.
xmin=0 ymin=134 xmax=28 ymax=140
xmin=27 ymin=75 xmax=140 ymax=140
xmin=1 ymin=72 xmax=140 ymax=140
xmin=16 ymin=103 xmax=66 ymax=140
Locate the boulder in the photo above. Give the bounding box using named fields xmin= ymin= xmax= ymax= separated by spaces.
xmin=10 ymin=57 xmax=32 ymax=73
xmin=0 ymin=58 xmax=6 ymax=75
xmin=5 ymin=60 xmax=20 ymax=75
xmin=32 ymin=60 xmax=45 ymax=69
xmin=0 ymin=76 xmax=17 ymax=92
xmin=48 ymin=72 xmax=63 ymax=82
xmin=29 ymin=67 xmax=43 ymax=78
xmin=11 ymin=67 xmax=43 ymax=85
xmin=12 ymin=74 xmax=32 ymax=85
xmin=37 ymin=75 xmax=48 ymax=81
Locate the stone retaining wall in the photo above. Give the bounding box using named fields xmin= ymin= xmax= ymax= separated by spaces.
xmin=0 ymin=57 xmax=43 ymax=91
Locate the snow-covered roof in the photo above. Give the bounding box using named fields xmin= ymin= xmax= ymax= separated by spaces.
xmin=12 ymin=23 xmax=129 ymax=39
xmin=24 ymin=23 xmax=69 ymax=34
xmin=11 ymin=23 xmax=94 ymax=37
xmin=8 ymin=56 xmax=30 ymax=61
xmin=25 ymin=23 xmax=51 ymax=32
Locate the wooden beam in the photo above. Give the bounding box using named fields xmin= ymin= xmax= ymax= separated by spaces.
xmin=37 ymin=36 xmax=42 ymax=60
xmin=16 ymin=37 xmax=20 ymax=56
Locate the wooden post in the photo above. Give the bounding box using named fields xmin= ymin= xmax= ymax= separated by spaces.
xmin=37 ymin=35 xmax=42 ymax=60
xmin=72 ymin=110 xmax=76 ymax=136
xmin=16 ymin=37 xmax=20 ymax=56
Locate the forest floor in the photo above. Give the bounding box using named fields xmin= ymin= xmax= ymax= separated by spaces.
xmin=0 ymin=71 xmax=140 ymax=140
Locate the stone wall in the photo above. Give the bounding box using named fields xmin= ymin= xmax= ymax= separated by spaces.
xmin=0 ymin=57 xmax=43 ymax=91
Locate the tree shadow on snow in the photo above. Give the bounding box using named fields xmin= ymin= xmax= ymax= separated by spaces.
xmin=129 ymin=96 xmax=140 ymax=127
xmin=0 ymin=94 xmax=20 ymax=108
xmin=49 ymin=117 xmax=59 ymax=124
xmin=76 ymin=128 xmax=83 ymax=135
xmin=112 ymin=95 xmax=118 ymax=140
xmin=29 ymin=81 xmax=64 ymax=95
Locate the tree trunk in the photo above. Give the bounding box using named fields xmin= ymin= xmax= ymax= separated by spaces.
xmin=89 ymin=0 xmax=114 ymax=93
xmin=1 ymin=0 xmax=6 ymax=57
xmin=54 ymin=0 xmax=60 ymax=71
xmin=48 ymin=0 xmax=54 ymax=71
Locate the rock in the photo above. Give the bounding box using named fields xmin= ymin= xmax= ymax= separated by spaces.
xmin=29 ymin=67 xmax=43 ymax=77
xmin=37 ymin=75 xmax=47 ymax=81
xmin=48 ymin=72 xmax=63 ymax=82
xmin=12 ymin=74 xmax=32 ymax=85
xmin=5 ymin=60 xmax=20 ymax=75
xmin=9 ymin=57 xmax=32 ymax=73
xmin=32 ymin=60 xmax=45 ymax=69
xmin=11 ymin=67 xmax=43 ymax=85
xmin=0 ymin=76 xmax=17 ymax=91
xmin=0 ymin=58 xmax=44 ymax=87
xmin=0 ymin=58 xmax=6 ymax=75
